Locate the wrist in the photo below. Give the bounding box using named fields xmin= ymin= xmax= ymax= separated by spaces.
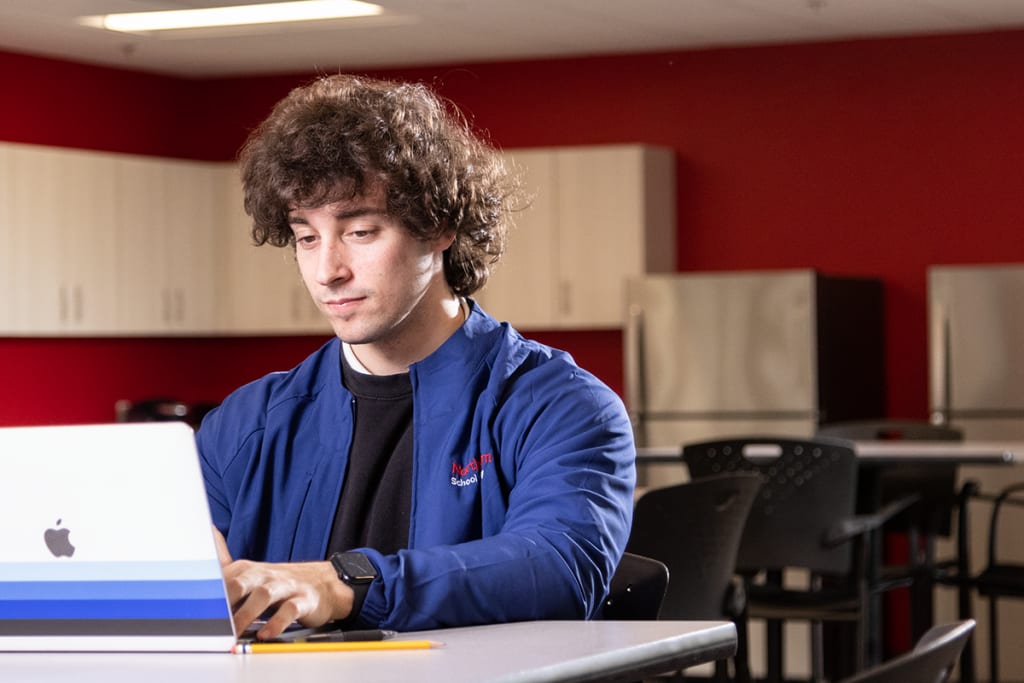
xmin=324 ymin=561 xmax=356 ymax=621
xmin=329 ymin=552 xmax=377 ymax=623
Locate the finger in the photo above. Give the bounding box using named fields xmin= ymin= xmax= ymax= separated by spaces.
xmin=211 ymin=525 xmax=232 ymax=566
xmin=230 ymin=579 xmax=274 ymax=637
xmin=258 ymin=600 xmax=304 ymax=640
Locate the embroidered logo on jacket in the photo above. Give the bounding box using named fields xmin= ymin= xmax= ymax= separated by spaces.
xmin=451 ymin=453 xmax=493 ymax=487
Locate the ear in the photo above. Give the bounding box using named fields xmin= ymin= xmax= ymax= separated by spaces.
xmin=434 ymin=228 xmax=457 ymax=253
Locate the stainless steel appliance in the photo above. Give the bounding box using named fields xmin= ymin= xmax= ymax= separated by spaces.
xmin=625 ymin=270 xmax=885 ymax=484
xmin=929 ymin=264 xmax=1024 ymax=439
xmin=928 ymin=263 xmax=1024 ymax=683
xmin=625 ymin=270 xmax=887 ymax=680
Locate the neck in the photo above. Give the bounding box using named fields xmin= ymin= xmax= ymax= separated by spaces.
xmin=347 ymin=296 xmax=467 ymax=375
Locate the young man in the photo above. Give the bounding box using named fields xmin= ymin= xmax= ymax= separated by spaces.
xmin=197 ymin=74 xmax=635 ymax=639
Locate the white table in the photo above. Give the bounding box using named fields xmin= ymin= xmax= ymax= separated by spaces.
xmin=0 ymin=620 xmax=737 ymax=683
xmin=852 ymin=440 xmax=1019 ymax=464
xmin=636 ymin=440 xmax=1022 ymax=465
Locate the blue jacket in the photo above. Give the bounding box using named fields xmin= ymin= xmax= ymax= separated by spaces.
xmin=196 ymin=303 xmax=635 ymax=631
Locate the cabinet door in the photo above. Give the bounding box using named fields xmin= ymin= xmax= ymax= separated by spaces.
xmin=163 ymin=159 xmax=220 ymax=333
xmin=480 ymin=144 xmax=675 ymax=330
xmin=218 ymin=166 xmax=329 ymax=334
xmin=6 ymin=144 xmax=118 ymax=334
xmin=0 ymin=146 xmax=13 ymax=330
xmin=555 ymin=145 xmax=675 ymax=327
xmin=115 ymin=157 xmax=222 ymax=334
xmin=115 ymin=155 xmax=170 ymax=332
xmin=475 ymin=148 xmax=558 ymax=328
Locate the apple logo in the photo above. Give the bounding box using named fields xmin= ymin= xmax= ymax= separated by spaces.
xmin=44 ymin=519 xmax=75 ymax=558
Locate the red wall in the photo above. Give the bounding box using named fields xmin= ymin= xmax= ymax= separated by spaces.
xmin=3 ymin=30 xmax=1024 ymax=425
xmin=0 ymin=51 xmax=194 ymax=156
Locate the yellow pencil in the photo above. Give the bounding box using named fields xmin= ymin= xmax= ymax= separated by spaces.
xmin=232 ymin=640 xmax=442 ymax=654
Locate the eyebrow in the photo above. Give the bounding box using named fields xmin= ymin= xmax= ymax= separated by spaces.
xmin=287 ymin=207 xmax=389 ymax=224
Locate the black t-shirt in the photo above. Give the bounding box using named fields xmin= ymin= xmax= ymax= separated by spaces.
xmin=326 ymin=352 xmax=414 ymax=557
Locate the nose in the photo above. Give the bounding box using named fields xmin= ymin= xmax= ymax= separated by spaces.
xmin=315 ymin=236 xmax=351 ymax=286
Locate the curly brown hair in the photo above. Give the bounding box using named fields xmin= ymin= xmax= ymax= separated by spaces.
xmin=238 ymin=74 xmax=521 ymax=296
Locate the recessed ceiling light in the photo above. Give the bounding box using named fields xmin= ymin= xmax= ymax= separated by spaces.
xmin=80 ymin=0 xmax=384 ymax=33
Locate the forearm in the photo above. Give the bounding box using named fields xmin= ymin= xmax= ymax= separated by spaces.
xmin=358 ymin=458 xmax=634 ymax=630
xmin=356 ymin=534 xmax=597 ymax=631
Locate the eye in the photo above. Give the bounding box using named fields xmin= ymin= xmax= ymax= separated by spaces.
xmin=292 ymin=232 xmax=318 ymax=248
xmin=345 ymin=227 xmax=378 ymax=241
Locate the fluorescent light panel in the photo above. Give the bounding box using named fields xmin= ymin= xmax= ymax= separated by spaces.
xmin=83 ymin=0 xmax=384 ymax=33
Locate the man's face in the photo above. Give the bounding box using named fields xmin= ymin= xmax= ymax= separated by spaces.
xmin=288 ymin=188 xmax=451 ymax=351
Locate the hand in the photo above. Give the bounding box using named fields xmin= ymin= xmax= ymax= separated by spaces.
xmin=211 ymin=527 xmax=355 ymax=639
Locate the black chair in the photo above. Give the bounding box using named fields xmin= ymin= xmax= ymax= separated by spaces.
xmin=600 ymin=552 xmax=671 ymax=683
xmin=626 ymin=472 xmax=763 ymax=683
xmin=684 ymin=436 xmax=915 ymax=683
xmin=839 ymin=619 xmax=975 ymax=683
xmin=602 ymin=551 xmax=670 ymax=621
xmin=971 ymin=482 xmax=1024 ymax=683
xmin=816 ymin=420 xmax=965 ymax=644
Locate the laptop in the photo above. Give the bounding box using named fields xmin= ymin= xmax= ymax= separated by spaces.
xmin=0 ymin=421 xmax=237 ymax=652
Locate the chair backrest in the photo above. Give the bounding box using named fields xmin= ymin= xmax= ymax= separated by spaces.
xmin=839 ymin=619 xmax=975 ymax=683
xmin=817 ymin=419 xmax=964 ymax=536
xmin=684 ymin=436 xmax=858 ymax=575
xmin=627 ymin=472 xmax=763 ymax=619
xmin=601 ymin=552 xmax=670 ymax=620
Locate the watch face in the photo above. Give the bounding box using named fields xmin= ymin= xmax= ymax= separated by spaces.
xmin=336 ymin=552 xmax=377 ymax=583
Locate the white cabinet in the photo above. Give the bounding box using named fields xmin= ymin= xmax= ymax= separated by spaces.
xmin=2 ymin=143 xmax=119 ymax=333
xmin=0 ymin=146 xmax=13 ymax=329
xmin=1 ymin=143 xmax=673 ymax=337
xmin=476 ymin=144 xmax=676 ymax=329
xmin=218 ymin=167 xmax=330 ymax=334
xmin=478 ymin=148 xmax=559 ymax=327
xmin=115 ymin=156 xmax=221 ymax=334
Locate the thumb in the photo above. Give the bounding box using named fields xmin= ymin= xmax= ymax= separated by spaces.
xmin=211 ymin=525 xmax=233 ymax=566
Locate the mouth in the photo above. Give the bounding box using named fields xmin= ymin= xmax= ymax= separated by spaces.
xmin=321 ymin=296 xmax=366 ymax=312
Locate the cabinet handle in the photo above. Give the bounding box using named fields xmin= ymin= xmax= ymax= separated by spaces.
xmin=59 ymin=286 xmax=68 ymax=324
xmin=162 ymin=289 xmax=171 ymax=324
xmin=73 ymin=286 xmax=83 ymax=323
xmin=175 ymin=289 xmax=185 ymax=324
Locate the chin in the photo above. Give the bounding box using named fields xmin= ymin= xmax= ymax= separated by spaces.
xmin=331 ymin=325 xmax=375 ymax=345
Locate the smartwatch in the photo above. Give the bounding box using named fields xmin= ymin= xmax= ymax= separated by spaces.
xmin=330 ymin=551 xmax=378 ymax=622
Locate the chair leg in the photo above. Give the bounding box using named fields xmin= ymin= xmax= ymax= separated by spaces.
xmin=957 ymin=583 xmax=977 ymax=683
xmin=956 ymin=484 xmax=977 ymax=683
xmin=850 ymin=609 xmax=868 ymax=680
xmin=713 ymin=658 xmax=728 ymax=683
xmin=910 ymin=529 xmax=938 ymax=645
xmin=765 ymin=618 xmax=783 ymax=683
xmin=960 ymin=628 xmax=977 ymax=683
xmin=810 ymin=621 xmax=824 ymax=683
xmin=989 ymin=597 xmax=999 ymax=683
xmin=733 ymin=613 xmax=752 ymax=683
xmin=907 ymin=526 xmax=926 ymax=642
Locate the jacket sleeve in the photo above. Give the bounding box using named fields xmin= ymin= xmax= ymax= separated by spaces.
xmin=355 ymin=363 xmax=636 ymax=631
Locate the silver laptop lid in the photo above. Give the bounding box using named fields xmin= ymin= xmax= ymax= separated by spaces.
xmin=0 ymin=422 xmax=235 ymax=651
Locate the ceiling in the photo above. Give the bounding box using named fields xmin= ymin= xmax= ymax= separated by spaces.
xmin=1 ymin=0 xmax=1023 ymax=78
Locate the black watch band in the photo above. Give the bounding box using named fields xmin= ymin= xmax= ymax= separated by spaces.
xmin=330 ymin=552 xmax=377 ymax=623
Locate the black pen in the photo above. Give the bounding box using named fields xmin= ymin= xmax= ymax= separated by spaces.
xmin=296 ymin=629 xmax=397 ymax=643
xmin=260 ymin=628 xmax=397 ymax=644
